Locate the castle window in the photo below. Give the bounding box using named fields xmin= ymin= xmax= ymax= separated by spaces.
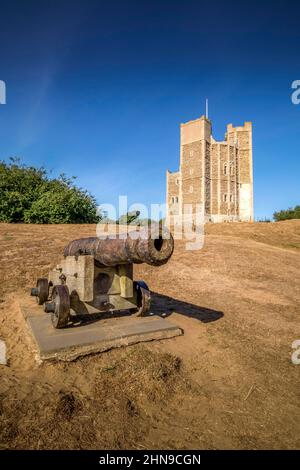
xmin=189 ymin=185 xmax=193 ymax=193
xmin=171 ymin=197 xmax=175 ymax=204
xmin=224 ymin=163 xmax=228 ymax=175
xmin=223 ymin=193 xmax=227 ymax=202
xmin=175 ymin=196 xmax=178 ymax=203
xmin=176 ymin=179 xmax=179 ymax=185
xmin=230 ymin=194 xmax=233 ymax=203
xmin=230 ymin=164 xmax=234 ymax=176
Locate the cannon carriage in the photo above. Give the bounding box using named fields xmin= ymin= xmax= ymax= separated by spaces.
xmin=31 ymin=229 xmax=174 ymax=329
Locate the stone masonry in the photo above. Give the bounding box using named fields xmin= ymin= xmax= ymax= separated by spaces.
xmin=166 ymin=115 xmax=254 ymax=223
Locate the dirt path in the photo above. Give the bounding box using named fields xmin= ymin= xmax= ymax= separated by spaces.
xmin=1 ymin=221 xmax=300 ymax=449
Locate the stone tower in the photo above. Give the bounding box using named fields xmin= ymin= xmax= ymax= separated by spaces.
xmin=166 ymin=115 xmax=253 ymax=223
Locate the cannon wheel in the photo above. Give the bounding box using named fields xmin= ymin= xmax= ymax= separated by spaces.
xmin=130 ymin=281 xmax=151 ymax=317
xmin=51 ymin=285 xmax=70 ymax=329
xmin=35 ymin=278 xmax=49 ymax=305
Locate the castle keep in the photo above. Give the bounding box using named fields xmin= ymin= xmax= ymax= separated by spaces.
xmin=166 ymin=115 xmax=253 ymax=223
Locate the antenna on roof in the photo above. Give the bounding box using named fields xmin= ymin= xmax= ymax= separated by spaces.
xmin=205 ymin=98 xmax=209 ymax=119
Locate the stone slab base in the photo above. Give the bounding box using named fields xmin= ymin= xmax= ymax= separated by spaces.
xmin=19 ymin=298 xmax=183 ymax=362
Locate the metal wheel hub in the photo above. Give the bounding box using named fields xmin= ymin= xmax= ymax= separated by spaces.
xmin=31 ymin=278 xmax=49 ymax=305
xmin=44 ymin=284 xmax=70 ymax=329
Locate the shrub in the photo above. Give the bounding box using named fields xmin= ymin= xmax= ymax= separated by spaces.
xmin=273 ymin=205 xmax=300 ymax=222
xmin=257 ymin=217 xmax=271 ymax=223
xmin=117 ymin=211 xmax=140 ymax=225
xmin=0 ymin=158 xmax=100 ymax=224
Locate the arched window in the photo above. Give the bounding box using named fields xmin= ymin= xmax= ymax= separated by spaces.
xmin=223 ymin=193 xmax=227 ymax=202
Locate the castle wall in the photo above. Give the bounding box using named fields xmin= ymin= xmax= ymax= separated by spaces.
xmin=166 ymin=170 xmax=180 ymax=218
xmin=180 ymin=140 xmax=203 ymax=211
xmin=179 ymin=117 xmax=210 ymax=216
xmin=210 ymin=143 xmax=219 ymax=216
xmin=219 ymin=144 xmax=228 ymax=216
xmin=166 ymin=115 xmax=253 ymax=224
xmin=226 ymin=122 xmax=253 ymax=221
xmin=204 ymin=141 xmax=211 ymax=215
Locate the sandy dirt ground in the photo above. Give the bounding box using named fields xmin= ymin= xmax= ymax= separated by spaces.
xmin=0 ymin=221 xmax=300 ymax=449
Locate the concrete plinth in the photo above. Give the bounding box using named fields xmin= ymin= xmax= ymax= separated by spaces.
xmin=19 ymin=298 xmax=183 ymax=362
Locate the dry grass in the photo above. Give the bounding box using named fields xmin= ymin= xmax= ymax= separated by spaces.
xmin=0 ymin=346 xmax=189 ymax=449
xmin=1 ymin=220 xmax=300 ymax=449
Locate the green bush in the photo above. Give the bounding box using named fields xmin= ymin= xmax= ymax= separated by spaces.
xmin=273 ymin=205 xmax=300 ymax=222
xmin=0 ymin=158 xmax=100 ymax=224
xmin=117 ymin=211 xmax=140 ymax=225
xmin=256 ymin=217 xmax=271 ymax=223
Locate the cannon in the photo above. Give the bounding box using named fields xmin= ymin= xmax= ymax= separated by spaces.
xmin=31 ymin=229 xmax=174 ymax=329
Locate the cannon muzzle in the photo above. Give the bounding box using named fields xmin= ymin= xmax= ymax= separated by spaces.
xmin=63 ymin=229 xmax=174 ymax=267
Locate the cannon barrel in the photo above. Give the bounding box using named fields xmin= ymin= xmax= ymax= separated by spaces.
xmin=63 ymin=229 xmax=174 ymax=267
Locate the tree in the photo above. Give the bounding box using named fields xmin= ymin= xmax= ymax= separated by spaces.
xmin=117 ymin=211 xmax=140 ymax=225
xmin=0 ymin=158 xmax=100 ymax=224
xmin=273 ymin=205 xmax=300 ymax=221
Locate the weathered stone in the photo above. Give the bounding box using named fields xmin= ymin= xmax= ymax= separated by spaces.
xmin=166 ymin=115 xmax=253 ymax=223
xmin=19 ymin=299 xmax=183 ymax=362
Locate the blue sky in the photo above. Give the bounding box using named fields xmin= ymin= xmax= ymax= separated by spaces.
xmin=0 ymin=0 xmax=299 ymax=220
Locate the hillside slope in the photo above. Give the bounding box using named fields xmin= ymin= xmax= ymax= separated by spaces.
xmin=0 ymin=221 xmax=300 ymax=449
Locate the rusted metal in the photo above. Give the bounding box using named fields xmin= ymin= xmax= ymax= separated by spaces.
xmin=31 ymin=278 xmax=49 ymax=305
xmin=31 ymin=229 xmax=174 ymax=329
xmin=47 ymin=285 xmax=70 ymax=329
xmin=63 ymin=229 xmax=174 ymax=267
xmin=131 ymin=280 xmax=151 ymax=316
